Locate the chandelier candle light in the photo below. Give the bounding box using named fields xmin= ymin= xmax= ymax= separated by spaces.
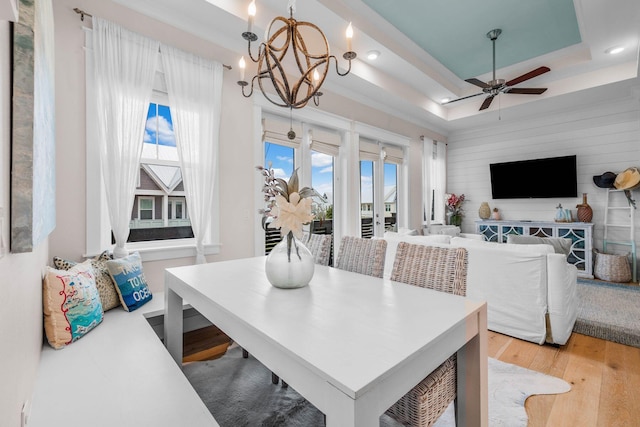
xmin=238 ymin=0 xmax=357 ymax=112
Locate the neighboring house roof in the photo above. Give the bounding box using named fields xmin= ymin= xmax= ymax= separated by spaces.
xmin=384 ymin=186 xmax=397 ymax=204
xmin=360 ymin=186 xmax=397 ymax=204
xmin=141 ymin=163 xmax=182 ymax=193
xmin=139 ymin=142 xmax=183 ymax=193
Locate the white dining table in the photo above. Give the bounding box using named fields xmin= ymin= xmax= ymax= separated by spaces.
xmin=164 ymin=256 xmax=488 ymax=427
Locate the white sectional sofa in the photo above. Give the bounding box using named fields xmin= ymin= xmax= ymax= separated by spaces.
xmin=381 ymin=232 xmax=578 ymax=345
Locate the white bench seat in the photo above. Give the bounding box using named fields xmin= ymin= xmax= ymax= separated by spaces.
xmin=29 ymin=293 xmax=219 ymax=427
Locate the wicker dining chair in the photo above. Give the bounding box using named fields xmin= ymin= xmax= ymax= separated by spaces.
xmin=385 ymin=242 xmax=469 ymax=427
xmin=303 ymin=233 xmax=333 ymax=266
xmin=334 ymin=236 xmax=387 ymax=278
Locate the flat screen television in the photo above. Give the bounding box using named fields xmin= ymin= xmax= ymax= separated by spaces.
xmin=490 ymin=155 xmax=577 ymax=199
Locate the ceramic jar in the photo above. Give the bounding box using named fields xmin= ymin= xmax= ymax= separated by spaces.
xmin=576 ymin=193 xmax=593 ymax=223
xmin=491 ymin=207 xmax=501 ymax=220
xmin=478 ymin=202 xmax=491 ymax=219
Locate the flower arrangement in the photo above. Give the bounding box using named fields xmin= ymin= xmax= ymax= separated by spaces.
xmin=257 ymin=165 xmax=324 ymax=261
xmin=446 ymin=193 xmax=465 ymax=214
xmin=445 ymin=193 xmax=465 ymax=226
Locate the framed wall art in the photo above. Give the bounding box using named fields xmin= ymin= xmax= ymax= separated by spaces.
xmin=11 ymin=0 xmax=55 ymax=253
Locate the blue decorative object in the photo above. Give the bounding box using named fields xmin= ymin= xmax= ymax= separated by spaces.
xmin=106 ymin=252 xmax=153 ymax=312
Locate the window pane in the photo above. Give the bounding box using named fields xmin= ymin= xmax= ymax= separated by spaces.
xmin=140 ymin=199 xmax=153 ymax=210
xmin=360 ymin=161 xmax=373 ymax=238
xmin=264 ymin=142 xmax=295 ymax=254
xmin=311 ymin=150 xmax=334 ymax=264
xmin=176 ymin=202 xmax=183 ymax=219
xmin=384 ymin=163 xmax=397 ymax=232
xmin=126 ymin=103 xmax=193 ymax=243
xmin=264 ymin=142 xmax=294 ymax=178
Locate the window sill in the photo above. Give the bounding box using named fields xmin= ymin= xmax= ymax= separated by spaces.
xmin=84 ymin=240 xmax=221 ymax=262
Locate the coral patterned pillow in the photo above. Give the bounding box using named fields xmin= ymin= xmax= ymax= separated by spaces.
xmin=43 ymin=260 xmax=104 ymax=349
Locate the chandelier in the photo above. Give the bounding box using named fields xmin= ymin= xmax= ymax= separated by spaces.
xmin=237 ymin=0 xmax=357 ymax=109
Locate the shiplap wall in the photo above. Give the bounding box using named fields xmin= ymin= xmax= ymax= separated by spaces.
xmin=447 ymin=94 xmax=640 ymax=267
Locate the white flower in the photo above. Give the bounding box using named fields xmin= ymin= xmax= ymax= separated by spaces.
xmin=269 ymin=192 xmax=314 ymax=239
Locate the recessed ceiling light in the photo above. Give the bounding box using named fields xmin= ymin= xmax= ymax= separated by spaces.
xmin=441 ymin=97 xmax=451 ymax=104
xmin=366 ymin=50 xmax=380 ymax=60
xmin=605 ymin=46 xmax=625 ymax=55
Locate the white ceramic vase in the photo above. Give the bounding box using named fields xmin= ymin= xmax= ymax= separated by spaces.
xmin=265 ymin=233 xmax=315 ymax=289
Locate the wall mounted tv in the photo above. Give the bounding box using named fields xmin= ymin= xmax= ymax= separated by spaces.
xmin=490 ymin=155 xmax=577 ymax=199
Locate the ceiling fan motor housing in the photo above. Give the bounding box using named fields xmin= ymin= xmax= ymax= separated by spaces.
xmin=487 ymin=28 xmax=502 ymax=41
xmin=487 ymin=79 xmax=505 ymax=89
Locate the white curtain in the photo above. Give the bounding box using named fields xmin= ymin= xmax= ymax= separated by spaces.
xmin=432 ymin=141 xmax=447 ymax=224
xmin=160 ymin=44 xmax=222 ymax=264
xmin=92 ymin=18 xmax=159 ymax=258
xmin=424 ymin=139 xmax=447 ymax=225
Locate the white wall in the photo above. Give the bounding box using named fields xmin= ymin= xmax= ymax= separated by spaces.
xmin=447 ymin=88 xmax=640 ymax=265
xmin=50 ymin=0 xmax=434 ymax=293
xmin=0 ymin=21 xmax=50 ymax=426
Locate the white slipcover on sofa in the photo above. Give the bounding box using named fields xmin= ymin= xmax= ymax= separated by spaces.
xmin=381 ymin=232 xmax=578 ymax=345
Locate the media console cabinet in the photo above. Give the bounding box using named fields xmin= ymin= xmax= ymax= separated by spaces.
xmin=475 ymin=220 xmax=594 ymax=278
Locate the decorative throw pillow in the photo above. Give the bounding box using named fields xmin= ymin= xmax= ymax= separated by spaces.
xmin=506 ymin=235 xmax=572 ymax=256
xmin=397 ymin=227 xmax=419 ymax=236
xmin=53 ymin=251 xmax=120 ymax=311
xmin=106 ymin=252 xmax=153 ymax=312
xmin=43 ymin=260 xmax=104 ymax=349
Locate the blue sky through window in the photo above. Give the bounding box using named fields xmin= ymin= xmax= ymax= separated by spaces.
xmin=361 ymin=161 xmax=397 ymax=204
xmin=144 ymin=103 xmax=175 ymax=147
xmin=264 ymin=142 xmax=294 ymax=179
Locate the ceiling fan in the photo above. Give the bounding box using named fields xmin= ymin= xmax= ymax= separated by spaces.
xmin=444 ymin=29 xmax=550 ymax=111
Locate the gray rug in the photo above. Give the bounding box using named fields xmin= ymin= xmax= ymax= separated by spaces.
xmin=183 ymin=346 xmax=570 ymax=427
xmin=574 ymin=279 xmax=640 ymax=348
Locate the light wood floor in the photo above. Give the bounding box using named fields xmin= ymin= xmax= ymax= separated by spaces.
xmin=488 ymin=331 xmax=640 ymax=426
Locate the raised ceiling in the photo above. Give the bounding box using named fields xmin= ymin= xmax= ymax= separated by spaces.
xmin=361 ymin=0 xmax=582 ymax=80
xmin=113 ymin=0 xmax=640 ymax=134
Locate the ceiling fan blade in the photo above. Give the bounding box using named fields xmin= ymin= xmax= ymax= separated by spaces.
xmin=479 ymin=95 xmax=495 ymax=110
xmin=465 ymin=78 xmax=490 ymax=89
xmin=506 ymin=88 xmax=548 ymax=95
xmin=443 ymin=92 xmax=485 ymax=104
xmin=505 ymin=66 xmax=550 ymax=87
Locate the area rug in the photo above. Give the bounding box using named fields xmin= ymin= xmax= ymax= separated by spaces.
xmin=183 ymin=346 xmax=570 ymax=427
xmin=574 ymin=279 xmax=640 ymax=348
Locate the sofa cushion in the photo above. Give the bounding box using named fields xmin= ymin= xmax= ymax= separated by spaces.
xmin=427 ymin=225 xmax=461 ymax=236
xmin=397 ymin=227 xmax=419 ymax=236
xmin=43 ymin=260 xmax=104 ymax=349
xmin=53 ymin=251 xmax=120 ymax=311
xmin=506 ymin=235 xmax=572 ymax=256
xmin=450 ymin=236 xmax=555 ymax=255
xmin=106 ymin=252 xmax=153 ymax=312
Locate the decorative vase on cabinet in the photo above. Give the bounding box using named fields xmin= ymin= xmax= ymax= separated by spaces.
xmin=576 ymin=193 xmax=593 ymax=223
xmin=478 ymin=202 xmax=491 ymax=220
xmin=491 ymin=208 xmax=501 ymax=220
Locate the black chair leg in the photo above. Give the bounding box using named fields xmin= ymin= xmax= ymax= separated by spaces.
xmin=271 ymin=372 xmax=279 ymax=384
xmin=281 ymin=380 xmax=288 ymax=388
xmin=242 ymin=348 xmax=248 ymax=358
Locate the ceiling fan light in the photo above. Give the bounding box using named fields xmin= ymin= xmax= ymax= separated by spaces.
xmin=367 ymin=50 xmax=380 ymax=60
xmin=605 ymin=46 xmax=625 ymax=55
